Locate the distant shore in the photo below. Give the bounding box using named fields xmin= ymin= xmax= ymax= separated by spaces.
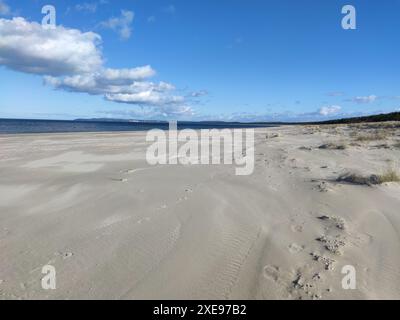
xmin=0 ymin=118 xmax=276 ymax=135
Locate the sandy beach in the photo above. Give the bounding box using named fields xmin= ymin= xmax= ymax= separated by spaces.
xmin=1 ymin=124 xmax=400 ymax=300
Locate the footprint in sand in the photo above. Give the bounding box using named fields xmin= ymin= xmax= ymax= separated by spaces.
xmin=288 ymin=243 xmax=305 ymax=254
xmin=137 ymin=217 xmax=151 ymax=224
xmin=156 ymin=204 xmax=168 ymax=210
xmin=0 ymin=228 xmax=10 ymax=237
xmin=316 ymin=181 xmax=332 ymax=193
xmin=316 ymin=235 xmax=346 ymax=255
xmin=312 ymin=273 xmax=322 ymax=281
xmin=58 ymin=252 xmax=73 ymax=259
xmin=317 ymin=215 xmax=346 ymax=230
xmin=111 ymin=178 xmax=128 ymax=182
xmin=121 ymin=168 xmax=146 ymax=175
xmin=318 ymin=214 xmax=372 ymax=247
xmin=176 ymin=196 xmax=188 ymax=204
xmin=310 ymin=252 xmax=335 ymax=271
xmin=291 ymin=224 xmax=303 ymax=233
xmin=263 ymin=265 xmax=280 ymax=282
xmin=348 ymin=232 xmax=373 ymax=246
xmin=120 ymin=169 xmax=135 ymax=174
xmin=64 ymin=252 xmax=73 ymax=259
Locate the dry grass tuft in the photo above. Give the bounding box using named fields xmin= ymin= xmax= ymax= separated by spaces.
xmin=266 ymin=133 xmax=280 ymax=139
xmin=337 ymin=168 xmax=400 ymax=186
xmin=353 ymin=131 xmax=389 ymax=142
xmin=319 ymin=142 xmax=347 ymax=150
xmin=378 ymin=168 xmax=400 ymax=183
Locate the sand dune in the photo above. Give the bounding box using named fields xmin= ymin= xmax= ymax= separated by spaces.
xmin=0 ymin=125 xmax=400 ymax=299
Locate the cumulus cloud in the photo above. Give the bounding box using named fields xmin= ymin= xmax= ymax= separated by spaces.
xmin=0 ymin=17 xmax=103 ymax=76
xmin=45 ymin=65 xmax=157 ymax=91
xmin=100 ymin=10 xmax=133 ymax=40
xmin=0 ymin=0 xmax=10 ymax=16
xmin=100 ymin=66 xmax=156 ymax=83
xmin=45 ymin=69 xmax=183 ymax=107
xmin=318 ymin=105 xmax=341 ymax=116
xmin=347 ymin=95 xmax=377 ymax=104
xmin=0 ymin=16 xmax=197 ymax=116
xmin=44 ymin=69 xmax=188 ymax=107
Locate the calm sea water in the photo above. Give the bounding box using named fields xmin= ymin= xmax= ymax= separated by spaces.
xmin=0 ymin=119 xmax=275 ymax=134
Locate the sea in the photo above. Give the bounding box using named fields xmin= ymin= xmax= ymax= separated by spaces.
xmin=0 ymin=118 xmax=276 ymax=134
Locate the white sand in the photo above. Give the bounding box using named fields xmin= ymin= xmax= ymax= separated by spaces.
xmin=0 ymin=126 xmax=400 ymax=300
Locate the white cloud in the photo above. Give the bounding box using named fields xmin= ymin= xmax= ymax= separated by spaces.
xmin=45 ymin=70 xmax=183 ymax=107
xmin=0 ymin=17 xmax=103 ymax=76
xmin=0 ymin=0 xmax=10 ymax=16
xmin=105 ymin=91 xmax=184 ymax=106
xmin=100 ymin=66 xmax=156 ymax=83
xmin=0 ymin=15 xmax=203 ymax=116
xmin=99 ymin=104 xmax=195 ymax=120
xmin=348 ymin=95 xmax=377 ymax=104
xmin=46 ymin=65 xmax=157 ymax=92
xmin=190 ymin=90 xmax=208 ymax=97
xmin=100 ymin=10 xmax=133 ymax=40
xmin=318 ymin=105 xmax=342 ymax=116
xmin=75 ymin=3 xmax=98 ymax=13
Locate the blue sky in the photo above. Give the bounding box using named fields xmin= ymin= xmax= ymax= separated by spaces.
xmin=0 ymin=0 xmax=400 ymax=121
